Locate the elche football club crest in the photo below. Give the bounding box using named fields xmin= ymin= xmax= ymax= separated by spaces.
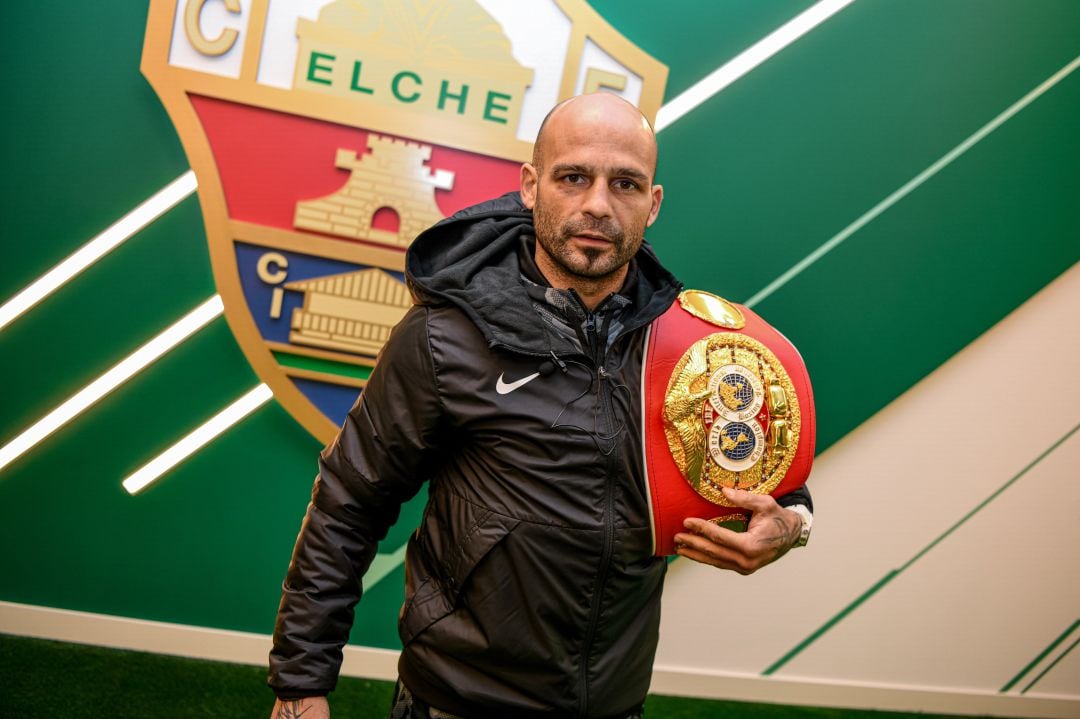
xmin=142 ymin=0 xmax=668 ymax=442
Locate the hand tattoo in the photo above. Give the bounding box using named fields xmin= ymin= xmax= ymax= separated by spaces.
xmin=759 ymin=514 xmax=799 ymax=562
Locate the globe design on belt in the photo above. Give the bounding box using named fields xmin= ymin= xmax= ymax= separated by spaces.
xmin=719 ymin=375 xmax=753 ymax=411
xmin=719 ymin=422 xmax=755 ymax=461
xmin=708 ymin=363 xmax=764 ymax=422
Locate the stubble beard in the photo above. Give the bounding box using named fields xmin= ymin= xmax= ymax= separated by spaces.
xmin=532 ymin=198 xmax=645 ymax=283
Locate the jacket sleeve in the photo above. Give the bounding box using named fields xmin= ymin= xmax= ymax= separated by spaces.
xmin=776 ymin=483 xmax=813 ymax=514
xmin=269 ymin=305 xmax=449 ymax=698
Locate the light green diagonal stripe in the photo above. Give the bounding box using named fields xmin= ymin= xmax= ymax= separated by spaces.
xmin=363 ymin=542 xmax=409 ymax=593
xmin=745 ymin=53 xmax=1080 ymax=309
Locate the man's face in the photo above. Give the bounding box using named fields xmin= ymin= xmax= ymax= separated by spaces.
xmin=521 ymin=99 xmax=663 ymax=286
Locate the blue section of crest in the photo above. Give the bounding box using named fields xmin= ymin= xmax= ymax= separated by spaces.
xmin=234 ymin=242 xmax=403 ymax=427
xmin=293 ymin=378 xmax=362 ymax=428
xmin=234 ymin=242 xmax=405 ymax=346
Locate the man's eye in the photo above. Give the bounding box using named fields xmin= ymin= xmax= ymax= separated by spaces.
xmin=561 ymin=174 xmax=586 ymax=185
xmin=614 ymin=179 xmax=639 ymax=191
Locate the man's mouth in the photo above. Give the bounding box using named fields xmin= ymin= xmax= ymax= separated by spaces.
xmin=572 ymin=233 xmax=612 ymax=245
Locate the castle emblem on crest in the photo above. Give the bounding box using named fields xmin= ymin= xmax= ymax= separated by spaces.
xmin=294 ymin=137 xmax=455 ymax=248
xmin=142 ymin=0 xmax=667 ymax=441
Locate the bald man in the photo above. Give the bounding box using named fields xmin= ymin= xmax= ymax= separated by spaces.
xmin=269 ymin=94 xmax=812 ymax=719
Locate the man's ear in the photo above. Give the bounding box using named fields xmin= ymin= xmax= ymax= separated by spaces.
xmin=520 ymin=162 xmax=538 ymax=209
xmin=646 ymin=184 xmax=664 ymax=227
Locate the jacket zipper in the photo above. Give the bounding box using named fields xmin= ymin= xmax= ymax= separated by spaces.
xmin=577 ymin=307 xmax=619 ymax=718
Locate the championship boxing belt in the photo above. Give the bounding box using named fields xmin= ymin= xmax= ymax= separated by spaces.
xmin=642 ymin=290 xmax=816 ymax=556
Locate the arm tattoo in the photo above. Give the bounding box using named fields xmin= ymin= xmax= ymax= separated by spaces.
xmin=274 ymin=700 xmax=314 ymax=718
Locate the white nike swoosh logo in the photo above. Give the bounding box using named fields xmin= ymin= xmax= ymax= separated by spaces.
xmin=496 ymin=371 xmax=541 ymax=395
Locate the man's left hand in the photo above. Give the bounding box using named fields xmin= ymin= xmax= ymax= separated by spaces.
xmin=673 ymin=487 xmax=803 ymax=574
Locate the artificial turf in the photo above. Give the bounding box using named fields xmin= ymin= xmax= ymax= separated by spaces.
xmin=1 ymin=633 xmax=982 ymax=718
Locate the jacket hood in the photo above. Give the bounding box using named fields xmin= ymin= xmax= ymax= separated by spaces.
xmin=405 ymin=191 xmax=682 ymax=354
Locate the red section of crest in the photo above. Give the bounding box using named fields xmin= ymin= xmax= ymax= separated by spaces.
xmin=643 ymin=303 xmax=816 ymax=556
xmin=189 ymin=94 xmax=522 ymax=236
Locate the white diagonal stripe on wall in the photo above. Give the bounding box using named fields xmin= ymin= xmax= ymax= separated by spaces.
xmin=121 ymin=383 xmax=273 ymax=495
xmin=655 ymin=0 xmax=857 ymax=131
xmin=0 ymin=295 xmax=223 ymax=474
xmin=0 ymin=170 xmax=197 ymax=333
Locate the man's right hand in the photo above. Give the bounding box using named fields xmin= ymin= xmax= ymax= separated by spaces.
xmin=270 ymin=696 xmax=330 ymax=718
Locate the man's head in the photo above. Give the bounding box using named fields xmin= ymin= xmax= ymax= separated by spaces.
xmin=520 ymin=93 xmax=663 ymax=297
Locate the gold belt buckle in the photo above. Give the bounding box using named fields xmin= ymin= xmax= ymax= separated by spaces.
xmin=662 ymin=329 xmax=802 ymax=508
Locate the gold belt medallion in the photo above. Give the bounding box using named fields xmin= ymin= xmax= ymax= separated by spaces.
xmin=662 ymin=333 xmax=801 ymax=506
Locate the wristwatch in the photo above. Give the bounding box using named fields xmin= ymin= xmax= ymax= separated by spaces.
xmin=786 ymin=504 xmax=813 ymax=547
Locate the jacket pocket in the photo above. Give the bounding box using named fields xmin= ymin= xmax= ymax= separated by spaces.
xmin=399 ymin=506 xmax=520 ymax=646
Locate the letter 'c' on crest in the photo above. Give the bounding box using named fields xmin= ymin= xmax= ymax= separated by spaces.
xmin=185 ymin=0 xmax=241 ymax=57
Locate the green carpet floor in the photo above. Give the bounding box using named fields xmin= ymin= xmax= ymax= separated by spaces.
xmin=2 ymin=633 xmax=983 ymax=718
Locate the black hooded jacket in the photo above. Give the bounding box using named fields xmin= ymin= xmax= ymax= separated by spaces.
xmin=269 ymin=192 xmax=810 ymax=717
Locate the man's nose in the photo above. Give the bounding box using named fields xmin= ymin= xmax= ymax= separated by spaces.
xmin=581 ymin=183 xmax=613 ymax=219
